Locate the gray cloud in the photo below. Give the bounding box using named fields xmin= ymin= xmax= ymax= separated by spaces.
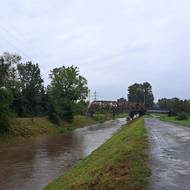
xmin=0 ymin=0 xmax=190 ymax=100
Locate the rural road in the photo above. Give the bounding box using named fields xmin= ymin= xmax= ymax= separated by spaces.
xmin=145 ymin=117 xmax=190 ymax=190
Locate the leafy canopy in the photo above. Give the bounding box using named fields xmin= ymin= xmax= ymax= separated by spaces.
xmin=128 ymin=82 xmax=154 ymax=108
xmin=48 ymin=66 xmax=88 ymax=122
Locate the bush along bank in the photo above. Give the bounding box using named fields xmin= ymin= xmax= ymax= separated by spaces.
xmin=159 ymin=114 xmax=190 ymax=128
xmin=0 ymin=114 xmax=126 ymax=144
xmin=44 ymin=117 xmax=150 ymax=190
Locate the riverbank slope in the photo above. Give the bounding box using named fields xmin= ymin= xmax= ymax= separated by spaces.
xmin=0 ymin=113 xmax=127 ymax=144
xmin=44 ymin=117 xmax=150 ymax=190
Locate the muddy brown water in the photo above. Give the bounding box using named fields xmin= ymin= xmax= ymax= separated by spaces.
xmin=0 ymin=118 xmax=126 ymax=190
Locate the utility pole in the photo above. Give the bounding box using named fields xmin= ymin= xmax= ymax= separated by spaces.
xmin=88 ymin=89 xmax=91 ymax=103
xmin=94 ymin=90 xmax=97 ymax=101
xmin=143 ymin=89 xmax=146 ymax=108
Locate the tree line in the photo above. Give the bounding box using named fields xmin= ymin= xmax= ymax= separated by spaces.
xmin=0 ymin=52 xmax=88 ymax=133
xmin=157 ymin=98 xmax=190 ymax=116
xmin=126 ymin=82 xmax=190 ymax=118
xmin=127 ymin=82 xmax=154 ymax=108
xmin=1 ymin=52 xmax=189 ymax=132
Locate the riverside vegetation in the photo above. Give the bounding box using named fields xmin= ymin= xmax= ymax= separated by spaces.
xmin=44 ymin=117 xmax=150 ymax=190
xmin=0 ymin=113 xmax=128 ymax=144
xmin=0 ymin=53 xmax=129 ymax=142
xmin=0 ymin=53 xmax=89 ymax=134
xmin=2 ymin=51 xmax=190 ymax=189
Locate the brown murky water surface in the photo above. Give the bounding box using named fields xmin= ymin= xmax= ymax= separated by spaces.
xmin=0 ymin=118 xmax=126 ymax=190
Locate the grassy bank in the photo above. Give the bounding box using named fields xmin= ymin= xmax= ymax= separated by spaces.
xmin=0 ymin=113 xmax=128 ymax=144
xmin=159 ymin=115 xmax=190 ymax=127
xmin=44 ymin=117 xmax=150 ymax=190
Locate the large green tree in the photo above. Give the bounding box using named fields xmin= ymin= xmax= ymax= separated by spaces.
xmin=48 ymin=66 xmax=88 ymax=122
xmin=0 ymin=88 xmax=13 ymax=133
xmin=0 ymin=53 xmax=46 ymax=117
xmin=0 ymin=52 xmax=21 ymax=88
xmin=0 ymin=53 xmax=20 ymax=132
xmin=128 ymin=82 xmax=154 ymax=108
xmin=14 ymin=62 xmax=45 ymax=116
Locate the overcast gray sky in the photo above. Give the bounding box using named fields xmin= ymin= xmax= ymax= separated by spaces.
xmin=0 ymin=0 xmax=190 ymax=101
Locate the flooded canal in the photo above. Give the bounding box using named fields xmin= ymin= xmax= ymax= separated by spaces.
xmin=0 ymin=118 xmax=126 ymax=190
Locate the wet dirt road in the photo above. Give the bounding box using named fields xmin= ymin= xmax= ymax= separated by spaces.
xmin=0 ymin=118 xmax=126 ymax=190
xmin=145 ymin=118 xmax=190 ymax=190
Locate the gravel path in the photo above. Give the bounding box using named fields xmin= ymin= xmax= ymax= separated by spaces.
xmin=145 ymin=117 xmax=190 ymax=190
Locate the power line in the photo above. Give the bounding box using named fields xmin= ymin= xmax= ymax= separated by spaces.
xmin=0 ymin=26 xmax=34 ymax=62
xmin=0 ymin=26 xmax=24 ymax=44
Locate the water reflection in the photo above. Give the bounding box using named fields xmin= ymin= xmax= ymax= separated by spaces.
xmin=0 ymin=118 xmax=126 ymax=190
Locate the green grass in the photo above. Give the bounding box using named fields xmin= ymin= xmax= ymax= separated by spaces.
xmin=0 ymin=117 xmax=56 ymax=143
xmin=0 ymin=114 xmax=127 ymax=144
xmin=159 ymin=115 xmax=190 ymax=127
xmin=44 ymin=117 xmax=150 ymax=190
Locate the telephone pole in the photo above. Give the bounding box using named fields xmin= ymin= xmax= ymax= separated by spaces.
xmin=94 ymin=90 xmax=97 ymax=101
xmin=88 ymin=89 xmax=91 ymax=103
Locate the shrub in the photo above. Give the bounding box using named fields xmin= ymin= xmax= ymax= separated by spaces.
xmin=176 ymin=113 xmax=188 ymax=120
xmin=129 ymin=111 xmax=135 ymax=119
xmin=47 ymin=104 xmax=60 ymax=125
xmin=168 ymin=111 xmax=177 ymax=117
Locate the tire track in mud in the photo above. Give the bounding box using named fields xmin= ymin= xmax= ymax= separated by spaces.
xmin=145 ymin=118 xmax=190 ymax=190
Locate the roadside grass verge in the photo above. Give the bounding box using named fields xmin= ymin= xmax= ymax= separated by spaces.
xmin=159 ymin=115 xmax=190 ymax=128
xmin=44 ymin=117 xmax=150 ymax=190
